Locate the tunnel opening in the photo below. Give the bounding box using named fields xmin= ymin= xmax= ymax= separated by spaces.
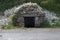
xmin=24 ymin=17 xmax=35 ymax=28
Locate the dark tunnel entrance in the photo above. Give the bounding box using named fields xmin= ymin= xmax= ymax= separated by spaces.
xmin=24 ymin=17 xmax=35 ymax=28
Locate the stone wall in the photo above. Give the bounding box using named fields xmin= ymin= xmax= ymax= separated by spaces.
xmin=13 ymin=2 xmax=45 ymax=27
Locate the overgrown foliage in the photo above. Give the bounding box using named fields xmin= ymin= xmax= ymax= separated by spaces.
xmin=9 ymin=14 xmax=16 ymax=26
xmin=0 ymin=0 xmax=60 ymax=16
xmin=2 ymin=14 xmax=22 ymax=29
xmin=2 ymin=22 xmax=15 ymax=29
xmin=2 ymin=14 xmax=60 ymax=29
xmin=0 ymin=0 xmax=60 ymax=28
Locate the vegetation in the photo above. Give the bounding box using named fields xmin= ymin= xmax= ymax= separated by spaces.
xmin=2 ymin=14 xmax=23 ymax=29
xmin=55 ymin=19 xmax=60 ymax=27
xmin=3 ymin=14 xmax=59 ymax=28
xmin=0 ymin=0 xmax=60 ymax=16
xmin=0 ymin=0 xmax=60 ymax=29
xmin=9 ymin=14 xmax=16 ymax=26
xmin=2 ymin=23 xmax=15 ymax=29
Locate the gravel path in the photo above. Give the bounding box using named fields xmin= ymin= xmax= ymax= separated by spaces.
xmin=0 ymin=28 xmax=60 ymax=40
